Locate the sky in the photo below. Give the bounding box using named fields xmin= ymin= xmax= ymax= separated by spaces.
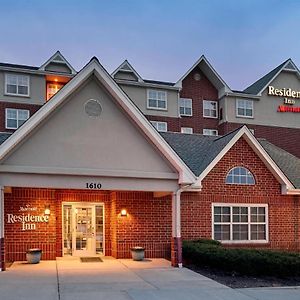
xmin=1 ymin=0 xmax=300 ymax=90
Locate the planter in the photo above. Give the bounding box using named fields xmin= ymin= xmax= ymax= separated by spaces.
xmin=26 ymin=248 xmax=42 ymax=264
xmin=131 ymin=246 xmax=145 ymax=261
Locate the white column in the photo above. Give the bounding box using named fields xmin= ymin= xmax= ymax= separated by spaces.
xmin=172 ymin=192 xmax=181 ymax=238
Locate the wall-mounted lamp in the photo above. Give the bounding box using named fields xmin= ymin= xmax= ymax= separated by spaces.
xmin=44 ymin=205 xmax=51 ymax=216
xmin=120 ymin=209 xmax=127 ymax=217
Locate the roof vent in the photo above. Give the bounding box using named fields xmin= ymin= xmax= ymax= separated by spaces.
xmin=193 ymin=73 xmax=201 ymax=81
xmin=84 ymin=99 xmax=102 ymax=118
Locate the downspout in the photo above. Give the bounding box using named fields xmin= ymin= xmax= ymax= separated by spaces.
xmin=0 ymin=186 xmax=5 ymax=271
xmin=172 ymin=184 xmax=193 ymax=268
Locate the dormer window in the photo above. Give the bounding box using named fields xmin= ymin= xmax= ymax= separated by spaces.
xmin=147 ymin=90 xmax=167 ymax=110
xmin=226 ymin=167 xmax=255 ymax=185
xmin=5 ymin=74 xmax=30 ymax=96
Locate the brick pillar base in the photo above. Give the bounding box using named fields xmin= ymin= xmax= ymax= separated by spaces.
xmin=0 ymin=238 xmax=5 ymax=271
xmin=171 ymin=237 xmax=182 ymax=267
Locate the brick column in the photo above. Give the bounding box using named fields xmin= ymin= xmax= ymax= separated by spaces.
xmin=171 ymin=192 xmax=182 ymax=267
xmin=0 ymin=187 xmax=5 ymax=271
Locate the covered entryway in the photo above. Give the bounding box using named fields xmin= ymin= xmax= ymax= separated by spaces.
xmin=0 ymin=57 xmax=199 ymax=271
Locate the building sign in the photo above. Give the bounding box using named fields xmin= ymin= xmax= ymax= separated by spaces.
xmin=268 ymin=86 xmax=300 ymax=113
xmin=7 ymin=205 xmax=49 ymax=231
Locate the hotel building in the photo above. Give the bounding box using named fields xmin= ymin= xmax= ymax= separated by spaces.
xmin=0 ymin=53 xmax=299 ymax=271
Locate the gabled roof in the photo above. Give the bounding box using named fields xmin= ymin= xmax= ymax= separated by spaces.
xmin=112 ymin=59 xmax=144 ymax=82
xmin=162 ymin=126 xmax=296 ymax=192
xmin=175 ymin=55 xmax=231 ymax=95
xmin=243 ymin=59 xmax=300 ymax=95
xmin=39 ymin=51 xmax=77 ymax=75
xmin=259 ymin=139 xmax=300 ymax=189
xmin=0 ymin=57 xmax=196 ymax=186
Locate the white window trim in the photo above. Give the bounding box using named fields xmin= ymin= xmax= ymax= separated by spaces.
xmin=5 ymin=108 xmax=30 ymax=130
xmin=146 ymin=89 xmax=168 ymax=111
xmin=203 ymin=129 xmax=218 ymax=136
xmin=150 ymin=121 xmax=168 ymax=132
xmin=211 ymin=203 xmax=269 ymax=244
xmin=179 ymin=98 xmax=193 ymax=116
xmin=4 ymin=73 xmax=30 ymax=97
xmin=181 ymin=127 xmax=193 ymax=134
xmin=236 ymin=99 xmax=254 ymax=119
xmin=226 ymin=166 xmax=255 ymax=185
xmin=203 ymin=100 xmax=218 ymax=119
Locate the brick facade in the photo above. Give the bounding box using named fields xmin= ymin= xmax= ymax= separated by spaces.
xmin=0 ymin=102 xmax=42 ymax=133
xmin=4 ymin=189 xmax=172 ymax=262
xmin=219 ymin=122 xmax=300 ymax=159
xmin=146 ymin=67 xmax=219 ymax=134
xmin=181 ymin=138 xmax=300 ymax=251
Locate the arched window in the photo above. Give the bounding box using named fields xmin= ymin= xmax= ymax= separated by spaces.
xmin=226 ymin=166 xmax=255 ymax=185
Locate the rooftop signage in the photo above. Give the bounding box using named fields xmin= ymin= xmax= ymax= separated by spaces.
xmin=268 ymin=86 xmax=300 ymax=113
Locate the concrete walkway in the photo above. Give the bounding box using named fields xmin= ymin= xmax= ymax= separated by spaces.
xmin=0 ymin=257 xmax=299 ymax=300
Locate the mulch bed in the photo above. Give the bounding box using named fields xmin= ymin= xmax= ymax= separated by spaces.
xmin=186 ymin=264 xmax=300 ymax=289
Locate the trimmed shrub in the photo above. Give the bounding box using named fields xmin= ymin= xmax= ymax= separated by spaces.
xmin=183 ymin=239 xmax=300 ymax=277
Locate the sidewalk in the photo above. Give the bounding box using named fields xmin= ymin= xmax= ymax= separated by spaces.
xmin=0 ymin=258 xmax=299 ymax=300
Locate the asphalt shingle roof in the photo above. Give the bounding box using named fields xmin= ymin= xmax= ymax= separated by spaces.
xmin=161 ymin=128 xmax=241 ymax=176
xmin=243 ymin=60 xmax=288 ymax=95
xmin=161 ymin=131 xmax=300 ymax=188
xmin=0 ymin=62 xmax=39 ymax=70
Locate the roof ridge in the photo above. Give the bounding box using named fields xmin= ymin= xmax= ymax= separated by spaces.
xmin=243 ymin=59 xmax=289 ymax=94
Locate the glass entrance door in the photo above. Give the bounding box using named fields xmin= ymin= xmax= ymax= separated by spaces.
xmin=73 ymin=206 xmax=95 ymax=256
xmin=63 ymin=203 xmax=104 ymax=257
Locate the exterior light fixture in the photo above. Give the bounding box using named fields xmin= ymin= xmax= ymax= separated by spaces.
xmin=120 ymin=209 xmax=127 ymax=217
xmin=54 ymin=78 xmax=58 ymax=82
xmin=44 ymin=205 xmax=51 ymax=216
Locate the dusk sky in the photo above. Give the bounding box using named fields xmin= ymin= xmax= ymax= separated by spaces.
xmin=1 ymin=0 xmax=300 ymax=90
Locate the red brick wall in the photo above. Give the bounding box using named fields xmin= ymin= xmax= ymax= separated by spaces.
xmin=181 ymin=138 xmax=300 ymax=251
xmin=4 ymin=188 xmax=172 ymax=262
xmin=146 ymin=67 xmax=219 ymax=134
xmin=0 ymin=102 xmax=42 ymax=133
xmin=219 ymin=122 xmax=300 ymax=159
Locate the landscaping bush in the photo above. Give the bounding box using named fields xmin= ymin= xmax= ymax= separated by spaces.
xmin=183 ymin=239 xmax=300 ymax=277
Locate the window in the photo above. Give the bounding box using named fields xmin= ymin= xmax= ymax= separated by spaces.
xmin=203 ymin=129 xmax=218 ymax=136
xmin=181 ymin=127 xmax=193 ymax=134
xmin=150 ymin=121 xmax=167 ymax=132
xmin=147 ymin=90 xmax=167 ymax=110
xmin=226 ymin=166 xmax=255 ymax=185
xmin=213 ymin=204 xmax=268 ymax=242
xmin=236 ymin=99 xmax=253 ymax=118
xmin=5 ymin=74 xmax=30 ymax=96
xmin=47 ymin=83 xmax=64 ymax=100
xmin=5 ymin=108 xmax=30 ymax=129
xmin=179 ymin=98 xmax=192 ymax=116
xmin=203 ymin=100 xmax=217 ymax=118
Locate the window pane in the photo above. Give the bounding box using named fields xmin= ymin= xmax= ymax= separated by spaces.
xmin=7 ymin=119 xmax=17 ymax=128
xmin=233 ymin=224 xmax=248 ymax=240
xmin=148 ymin=99 xmax=157 ymax=108
xmin=214 ymin=225 xmax=230 ymax=240
xmin=7 ymin=85 xmax=17 ymax=94
xmin=18 ymin=110 xmax=29 ymax=120
xmin=18 ymin=85 xmax=28 ymax=95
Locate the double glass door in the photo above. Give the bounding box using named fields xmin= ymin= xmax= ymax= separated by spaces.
xmin=63 ymin=203 xmax=104 ymax=257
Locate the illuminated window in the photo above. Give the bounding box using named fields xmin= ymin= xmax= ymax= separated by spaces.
xmin=179 ymin=98 xmax=192 ymax=116
xmin=203 ymin=100 xmax=218 ymax=118
xmin=5 ymin=74 xmax=29 ymax=96
xmin=226 ymin=166 xmax=255 ymax=185
xmin=147 ymin=90 xmax=167 ymax=110
xmin=5 ymin=108 xmax=29 ymax=129
xmin=150 ymin=121 xmax=167 ymax=132
xmin=47 ymin=83 xmax=63 ymax=100
xmin=213 ymin=204 xmax=268 ymax=242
